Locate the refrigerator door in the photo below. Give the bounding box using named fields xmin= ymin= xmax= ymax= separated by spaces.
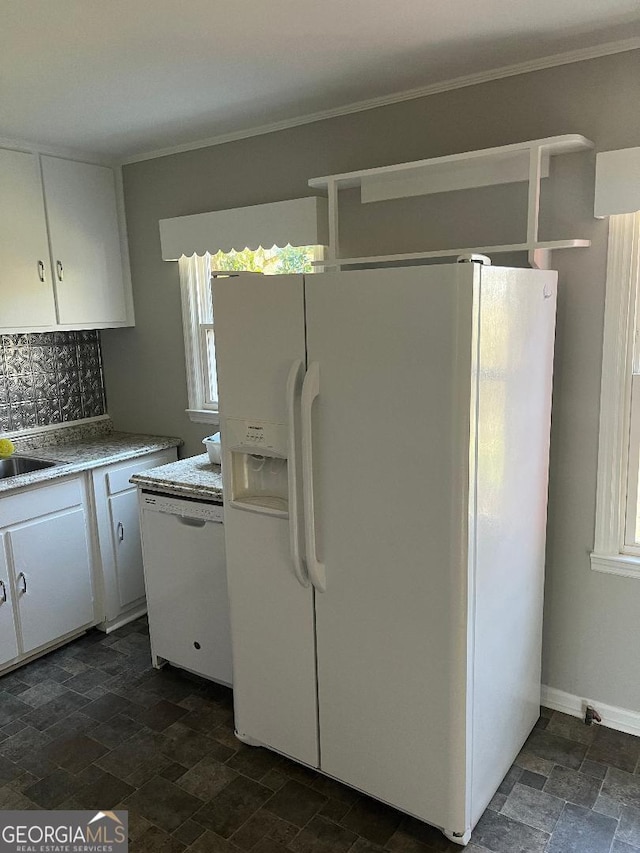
xmin=305 ymin=265 xmax=474 ymax=833
xmin=212 ymin=274 xmax=319 ymax=767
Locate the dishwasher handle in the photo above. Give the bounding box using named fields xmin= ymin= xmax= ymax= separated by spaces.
xmin=176 ymin=516 xmax=207 ymax=528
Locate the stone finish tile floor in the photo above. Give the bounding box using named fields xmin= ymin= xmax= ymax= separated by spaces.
xmin=1 ymin=620 xmax=639 ymax=852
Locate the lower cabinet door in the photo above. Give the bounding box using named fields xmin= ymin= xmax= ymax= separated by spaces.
xmin=10 ymin=508 xmax=93 ymax=654
xmin=109 ymin=489 xmax=145 ymax=608
xmin=0 ymin=539 xmax=19 ymax=666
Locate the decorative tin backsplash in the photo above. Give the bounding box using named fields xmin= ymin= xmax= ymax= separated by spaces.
xmin=0 ymin=331 xmax=107 ymax=432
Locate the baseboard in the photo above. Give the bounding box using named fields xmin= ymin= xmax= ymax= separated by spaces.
xmin=542 ymin=684 xmax=640 ymax=737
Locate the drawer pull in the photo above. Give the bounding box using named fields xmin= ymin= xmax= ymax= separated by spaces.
xmin=17 ymin=572 xmax=27 ymax=595
xmin=0 ymin=579 xmax=6 ymax=603
xmin=117 ymin=522 xmax=124 ymax=542
xmin=56 ymin=260 xmax=64 ymax=282
xmin=38 ymin=260 xmax=45 ymax=282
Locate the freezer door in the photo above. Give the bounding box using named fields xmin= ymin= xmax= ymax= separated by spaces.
xmin=213 ymin=273 xmax=319 ymax=767
xmin=305 ymin=265 xmax=474 ymax=832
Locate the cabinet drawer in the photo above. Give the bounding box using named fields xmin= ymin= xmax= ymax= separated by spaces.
xmin=105 ymin=450 xmax=176 ymax=495
xmin=1 ymin=477 xmax=83 ymax=528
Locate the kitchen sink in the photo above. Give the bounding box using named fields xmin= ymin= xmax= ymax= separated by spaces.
xmin=0 ymin=456 xmax=60 ymax=479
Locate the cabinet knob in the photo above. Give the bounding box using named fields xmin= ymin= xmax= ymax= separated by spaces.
xmin=37 ymin=260 xmax=46 ymax=283
xmin=17 ymin=572 xmax=27 ymax=595
xmin=117 ymin=522 xmax=124 ymax=542
xmin=0 ymin=579 xmax=6 ymax=604
xmin=56 ymin=260 xmax=64 ymax=282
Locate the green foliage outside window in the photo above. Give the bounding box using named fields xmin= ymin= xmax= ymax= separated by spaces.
xmin=210 ymin=245 xmax=316 ymax=275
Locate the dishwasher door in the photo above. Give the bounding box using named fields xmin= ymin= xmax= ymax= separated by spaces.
xmin=139 ymin=491 xmax=232 ymax=685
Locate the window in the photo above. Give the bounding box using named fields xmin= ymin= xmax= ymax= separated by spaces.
xmin=592 ymin=212 xmax=640 ymax=576
xmin=178 ymin=245 xmax=322 ymax=424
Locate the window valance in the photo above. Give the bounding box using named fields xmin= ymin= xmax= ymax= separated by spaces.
xmin=159 ymin=197 xmax=328 ymax=261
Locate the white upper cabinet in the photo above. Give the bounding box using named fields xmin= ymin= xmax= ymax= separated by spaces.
xmin=0 ymin=147 xmax=133 ymax=333
xmin=0 ymin=149 xmax=57 ymax=329
xmin=41 ymin=156 xmax=127 ymax=326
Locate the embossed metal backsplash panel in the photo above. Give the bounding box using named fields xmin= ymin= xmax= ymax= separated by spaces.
xmin=0 ymin=332 xmax=106 ymax=432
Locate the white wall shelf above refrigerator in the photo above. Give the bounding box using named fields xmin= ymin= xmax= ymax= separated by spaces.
xmin=308 ymin=134 xmax=594 ymax=270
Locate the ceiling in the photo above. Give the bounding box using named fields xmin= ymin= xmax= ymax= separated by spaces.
xmin=1 ymin=0 xmax=639 ymax=161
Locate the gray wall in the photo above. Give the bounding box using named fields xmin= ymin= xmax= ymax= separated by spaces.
xmin=102 ymin=50 xmax=640 ymax=711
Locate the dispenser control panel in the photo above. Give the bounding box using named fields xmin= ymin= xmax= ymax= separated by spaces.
xmin=224 ymin=417 xmax=287 ymax=458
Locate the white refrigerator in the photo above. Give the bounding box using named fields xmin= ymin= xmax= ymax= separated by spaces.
xmin=212 ymin=261 xmax=557 ymax=846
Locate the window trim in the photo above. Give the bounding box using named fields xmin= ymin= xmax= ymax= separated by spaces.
xmin=591 ymin=211 xmax=640 ymax=577
xmin=178 ymin=254 xmax=220 ymax=426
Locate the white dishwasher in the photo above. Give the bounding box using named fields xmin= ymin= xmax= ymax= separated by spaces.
xmin=138 ymin=490 xmax=232 ymax=685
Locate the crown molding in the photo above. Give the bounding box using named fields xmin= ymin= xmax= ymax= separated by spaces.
xmin=120 ymin=38 xmax=640 ymax=166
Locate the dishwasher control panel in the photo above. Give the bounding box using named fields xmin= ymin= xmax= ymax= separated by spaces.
xmin=141 ymin=492 xmax=224 ymax=523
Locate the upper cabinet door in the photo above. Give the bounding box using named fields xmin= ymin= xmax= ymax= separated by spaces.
xmin=41 ymin=156 xmax=127 ymax=325
xmin=0 ymin=149 xmax=57 ymax=329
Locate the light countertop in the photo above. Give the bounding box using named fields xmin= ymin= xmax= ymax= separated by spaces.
xmin=130 ymin=453 xmax=223 ymax=501
xmin=0 ymin=420 xmax=182 ymax=495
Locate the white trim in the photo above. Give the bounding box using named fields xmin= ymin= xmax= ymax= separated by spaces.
xmin=591 ymin=553 xmax=640 ymax=579
xmin=186 ymin=408 xmax=220 ymax=426
xmin=120 ymin=38 xmax=640 ymax=166
xmin=592 ymin=213 xmax=640 ymax=566
xmin=541 ymin=684 xmax=640 ymax=738
xmin=0 ymin=135 xmax=113 ymax=167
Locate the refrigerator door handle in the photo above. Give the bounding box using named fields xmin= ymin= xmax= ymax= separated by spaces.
xmin=286 ymin=359 xmax=310 ymax=588
xmin=301 ymin=361 xmax=327 ymax=592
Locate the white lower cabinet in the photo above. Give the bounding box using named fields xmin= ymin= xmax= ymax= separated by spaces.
xmin=92 ymin=449 xmax=177 ymax=631
xmin=0 ymin=477 xmax=94 ymax=671
xmin=0 ymin=543 xmax=19 ymax=667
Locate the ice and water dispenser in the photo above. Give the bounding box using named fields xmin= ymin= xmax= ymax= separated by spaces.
xmin=225 ymin=418 xmax=289 ymax=516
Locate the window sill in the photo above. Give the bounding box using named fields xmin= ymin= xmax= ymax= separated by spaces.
xmin=186 ymin=408 xmax=220 ymax=426
xmin=590 ymin=552 xmax=640 ymax=579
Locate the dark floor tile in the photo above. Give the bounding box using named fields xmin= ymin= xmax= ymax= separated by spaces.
xmin=593 ymin=793 xmax=623 ymax=818
xmin=177 ymin=754 xmax=237 ymax=801
xmin=160 ymin=721 xmax=223 ymax=768
xmin=63 ymin=668 xmax=111 ymax=695
xmin=0 ymin=692 xmax=30 ymax=725
xmin=24 ymin=768 xmax=83 ymax=808
xmin=547 ymin=802 xmax=617 ymax=853
xmin=161 ymin=761 xmax=189 ymax=783
xmin=44 ymin=733 xmax=108 ymax=773
xmin=181 ymin=705 xmax=233 ymax=733
xmin=603 ymin=767 xmax=640 ymax=809
xmin=18 ymin=658 xmax=73 ymax=686
xmin=16 ymin=680 xmax=71 ymax=708
xmin=277 ymin=758 xmax=318 ymax=786
xmin=21 ymin=690 xmax=90 ymax=730
xmin=543 ymin=764 xmax=603 ymax=808
xmin=616 ymin=804 xmax=640 ymax=848
xmin=348 ymin=840 xmax=386 ymax=853
xmin=82 ymin=692 xmax=133 ymax=722
xmin=0 ymin=672 xmax=30 ymax=696
xmin=173 ymin=818 xmax=206 ymax=846
xmin=471 ymin=809 xmax=549 ymax=853
xmin=253 ymin=840 xmax=296 ymax=853
xmin=487 ymin=792 xmax=507 ymax=811
xmin=125 ymin=775 xmax=202 ymax=832
xmin=1 ymin=719 xmax=27 ymax=737
xmin=522 ymin=729 xmax=588 ymax=770
xmin=311 ymin=775 xmax=360 ymax=805
xmin=588 ymin=726 xmax=640 ymax=774
xmin=291 ymin=815 xmax=357 ymax=853
xmin=519 ymin=770 xmax=546 ymax=790
xmin=43 ymin=711 xmax=96 ymax=741
xmin=0 ymin=725 xmax=51 ymax=764
xmin=133 ymin=824 xmax=187 ymax=852
xmin=497 ymin=764 xmax=523 ymax=795
xmin=514 ymin=750 xmax=555 ymax=777
xmin=73 ymin=768 xmax=134 ymax=809
xmin=265 ymin=779 xmax=327 ymax=829
xmin=319 ymin=797 xmax=352 ymax=822
xmin=138 ymin=669 xmax=195 ymax=703
xmin=227 ymin=746 xmax=281 ymax=782
xmin=340 ymin=796 xmax=401 ymax=845
xmin=611 ymin=841 xmax=639 ymax=853
xmin=0 ymin=755 xmax=21 ymax=785
xmin=501 ymin=782 xmax=564 ymax=833
xmin=546 ymin=711 xmax=596 ymax=745
xmin=261 ymin=769 xmax=289 ymax=792
xmin=231 ymin=809 xmax=283 ymax=850
xmin=187 ymin=830 xmax=238 ymax=853
xmin=90 ymin=713 xmax=144 ymax=748
xmin=396 ymin=814 xmax=453 ymax=851
xmin=130 ymin=698 xmax=188 ymax=731
xmin=0 ymin=785 xmax=39 ymax=809
xmin=194 ymin=776 xmax=273 ymax=838
xmin=95 ymin=729 xmax=172 ymax=786
xmin=266 ymin=816 xmax=299 ymax=847
xmin=580 ymin=758 xmax=609 ymax=780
